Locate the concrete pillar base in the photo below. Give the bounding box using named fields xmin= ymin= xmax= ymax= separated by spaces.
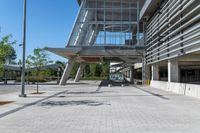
xmin=59 ymin=59 xmax=75 ymax=86
xmin=151 ymin=64 xmax=159 ymax=81
xmin=168 ymin=59 xmax=179 ymax=82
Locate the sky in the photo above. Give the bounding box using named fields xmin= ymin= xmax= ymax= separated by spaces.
xmin=0 ymin=0 xmax=79 ymax=63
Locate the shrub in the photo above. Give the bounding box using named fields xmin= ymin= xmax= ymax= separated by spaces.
xmin=16 ymin=76 xmax=48 ymax=82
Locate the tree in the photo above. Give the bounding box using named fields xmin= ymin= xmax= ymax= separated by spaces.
xmin=27 ymin=48 xmax=53 ymax=93
xmin=90 ymin=64 xmax=96 ymax=77
xmin=101 ymin=63 xmax=110 ymax=77
xmin=95 ymin=64 xmax=102 ymax=77
xmin=70 ymin=62 xmax=80 ymax=78
xmin=18 ymin=59 xmax=22 ymax=65
xmin=0 ymin=35 xmax=16 ymax=61
xmin=0 ymin=34 xmax=17 ymax=78
xmin=81 ymin=63 xmax=110 ymax=80
xmin=84 ymin=64 xmax=90 ymax=77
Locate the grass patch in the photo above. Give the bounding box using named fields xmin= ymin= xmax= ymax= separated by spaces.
xmin=0 ymin=101 xmax=14 ymax=106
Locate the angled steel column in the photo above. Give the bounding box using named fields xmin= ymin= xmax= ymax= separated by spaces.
xmin=59 ymin=59 xmax=75 ymax=85
xmin=74 ymin=63 xmax=86 ymax=82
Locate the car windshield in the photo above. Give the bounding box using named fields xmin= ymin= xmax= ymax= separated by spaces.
xmin=110 ymin=74 xmax=124 ymax=81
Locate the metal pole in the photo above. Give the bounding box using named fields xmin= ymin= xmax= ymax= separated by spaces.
xmin=19 ymin=0 xmax=27 ymax=97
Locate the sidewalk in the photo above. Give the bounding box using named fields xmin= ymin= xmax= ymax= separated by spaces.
xmin=0 ymin=81 xmax=200 ymax=133
xmin=0 ymin=84 xmax=68 ymax=118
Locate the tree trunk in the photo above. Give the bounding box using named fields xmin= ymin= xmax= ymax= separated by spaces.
xmin=36 ymin=69 xmax=39 ymax=94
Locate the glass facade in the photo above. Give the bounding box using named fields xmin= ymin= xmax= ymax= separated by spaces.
xmin=68 ymin=0 xmax=144 ymax=47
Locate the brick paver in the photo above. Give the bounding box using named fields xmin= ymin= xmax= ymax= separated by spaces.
xmin=0 ymin=81 xmax=200 ymax=133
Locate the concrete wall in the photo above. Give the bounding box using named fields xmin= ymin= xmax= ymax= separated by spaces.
xmin=151 ymin=80 xmax=200 ymax=99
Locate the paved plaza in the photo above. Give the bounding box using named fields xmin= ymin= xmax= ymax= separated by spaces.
xmin=0 ymin=81 xmax=200 ymax=133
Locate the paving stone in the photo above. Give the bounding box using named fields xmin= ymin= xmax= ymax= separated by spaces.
xmin=0 ymin=81 xmax=200 ymax=133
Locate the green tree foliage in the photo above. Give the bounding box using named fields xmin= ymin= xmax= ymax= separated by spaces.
xmin=84 ymin=64 xmax=91 ymax=77
xmin=27 ymin=48 xmax=52 ymax=68
xmin=18 ymin=59 xmax=22 ymax=65
xmin=89 ymin=64 xmax=97 ymax=77
xmin=82 ymin=63 xmax=110 ymax=80
xmin=0 ymin=35 xmax=16 ymax=62
xmin=27 ymin=48 xmax=53 ymax=78
xmin=70 ymin=62 xmax=80 ymax=78
xmin=70 ymin=62 xmax=110 ymax=80
xmin=0 ymin=34 xmax=17 ymax=78
xmin=26 ymin=48 xmax=53 ymax=93
xmin=101 ymin=63 xmax=110 ymax=77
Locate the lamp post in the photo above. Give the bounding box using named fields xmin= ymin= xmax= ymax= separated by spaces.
xmin=19 ymin=0 xmax=27 ymax=97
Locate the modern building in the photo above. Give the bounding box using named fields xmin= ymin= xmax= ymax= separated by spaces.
xmin=140 ymin=0 xmax=200 ymax=98
xmin=47 ymin=0 xmax=200 ymax=97
xmin=48 ymin=0 xmax=146 ymax=85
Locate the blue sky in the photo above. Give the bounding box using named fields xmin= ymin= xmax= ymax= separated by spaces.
xmin=0 ymin=0 xmax=79 ymax=63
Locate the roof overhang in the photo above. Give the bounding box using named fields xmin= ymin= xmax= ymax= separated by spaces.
xmin=46 ymin=46 xmax=144 ymax=63
xmin=3 ymin=64 xmax=63 ymax=71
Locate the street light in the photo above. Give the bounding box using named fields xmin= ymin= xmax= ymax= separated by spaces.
xmin=19 ymin=0 xmax=27 ymax=97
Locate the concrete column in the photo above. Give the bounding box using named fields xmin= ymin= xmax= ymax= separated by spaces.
xmin=168 ymin=59 xmax=179 ymax=82
xmin=59 ymin=59 xmax=75 ymax=85
xmin=57 ymin=68 xmax=60 ymax=84
xmin=151 ymin=64 xmax=159 ymax=80
xmin=142 ymin=65 xmax=151 ymax=84
xmin=74 ymin=63 xmax=86 ymax=82
xmin=130 ymin=66 xmax=134 ymax=84
xmin=142 ymin=58 xmax=151 ymax=84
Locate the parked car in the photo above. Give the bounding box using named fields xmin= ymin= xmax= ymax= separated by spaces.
xmin=108 ymin=73 xmax=126 ymax=87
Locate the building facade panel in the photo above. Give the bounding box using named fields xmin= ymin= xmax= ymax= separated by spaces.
xmin=145 ymin=0 xmax=200 ymax=64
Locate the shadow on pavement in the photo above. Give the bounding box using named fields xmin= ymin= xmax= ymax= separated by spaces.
xmin=65 ymin=83 xmax=89 ymax=85
xmin=0 ymin=90 xmax=68 ymax=119
xmin=134 ymin=86 xmax=170 ymax=100
xmin=39 ymin=100 xmax=110 ymax=107
xmin=99 ymin=80 xmax=131 ymax=87
xmin=99 ymin=80 xmax=109 ymax=87
xmin=66 ymin=91 xmax=103 ymax=95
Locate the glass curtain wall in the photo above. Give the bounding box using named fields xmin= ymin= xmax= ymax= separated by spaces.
xmin=69 ymin=0 xmax=140 ymax=47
